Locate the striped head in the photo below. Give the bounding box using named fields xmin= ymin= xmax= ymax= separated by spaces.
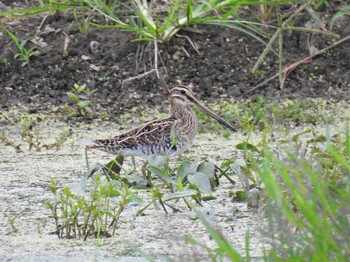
xmin=170 ymin=85 xmax=196 ymax=106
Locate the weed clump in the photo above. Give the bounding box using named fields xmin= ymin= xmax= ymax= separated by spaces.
xmin=44 ymin=177 xmax=135 ymax=240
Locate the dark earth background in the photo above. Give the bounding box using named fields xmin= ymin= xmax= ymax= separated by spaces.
xmin=1 ymin=1 xmax=349 ymax=118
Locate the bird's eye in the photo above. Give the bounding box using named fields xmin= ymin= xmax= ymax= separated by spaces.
xmin=180 ymin=90 xmax=186 ymax=95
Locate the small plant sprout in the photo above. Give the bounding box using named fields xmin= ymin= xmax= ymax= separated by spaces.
xmin=0 ymin=25 xmax=39 ymax=67
xmin=66 ymin=83 xmax=95 ymax=117
xmin=7 ymin=215 xmax=18 ymax=235
xmin=330 ymin=4 xmax=350 ymax=29
xmin=18 ymin=113 xmax=70 ymax=151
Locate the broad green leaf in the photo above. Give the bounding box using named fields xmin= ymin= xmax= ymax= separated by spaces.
xmin=148 ymin=165 xmax=173 ymax=184
xmin=78 ymin=100 xmax=90 ymax=109
xmin=197 ymin=161 xmax=215 ymax=177
xmin=176 ymin=158 xmax=199 ymax=179
xmin=74 ymin=83 xmax=86 ymax=93
xmin=87 ymin=163 xmax=104 ymax=180
xmin=188 ymin=172 xmax=212 ymax=194
xmin=235 ymin=141 xmax=258 ymax=151
xmin=66 ymin=91 xmax=78 ymax=102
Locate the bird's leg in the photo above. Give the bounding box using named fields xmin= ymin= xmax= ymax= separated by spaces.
xmin=141 ymin=160 xmax=148 ymax=176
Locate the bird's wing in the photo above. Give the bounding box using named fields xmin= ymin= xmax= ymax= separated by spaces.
xmin=87 ymin=117 xmax=177 ymax=155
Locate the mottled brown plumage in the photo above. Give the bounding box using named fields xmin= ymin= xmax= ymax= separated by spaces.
xmin=86 ymin=86 xmax=236 ymax=160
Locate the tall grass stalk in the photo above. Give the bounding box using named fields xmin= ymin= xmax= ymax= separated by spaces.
xmin=255 ymin=127 xmax=350 ymax=260
xmin=196 ymin=210 xmax=244 ymax=261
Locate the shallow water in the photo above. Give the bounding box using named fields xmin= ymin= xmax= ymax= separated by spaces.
xmin=0 ymin=114 xmax=348 ymax=261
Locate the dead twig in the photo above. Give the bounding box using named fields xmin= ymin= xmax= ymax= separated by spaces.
xmin=122 ymin=69 xmax=157 ymax=88
xmin=0 ymin=137 xmax=23 ymax=153
xmin=280 ymin=59 xmax=313 ymax=91
xmin=154 ymin=38 xmax=159 ymax=79
xmin=0 ymin=111 xmax=16 ymax=125
xmin=241 ymin=35 xmax=350 ymax=97
xmin=35 ymin=15 xmax=49 ymax=37
xmin=62 ymin=32 xmax=70 ymax=56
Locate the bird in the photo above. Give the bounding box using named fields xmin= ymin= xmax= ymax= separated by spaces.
xmin=85 ymin=85 xmax=236 ymax=160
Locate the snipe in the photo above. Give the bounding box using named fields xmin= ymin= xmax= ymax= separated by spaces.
xmin=86 ymin=86 xmax=236 ymax=160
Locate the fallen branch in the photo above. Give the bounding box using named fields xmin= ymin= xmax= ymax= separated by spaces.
xmin=241 ymin=34 xmax=350 ymax=97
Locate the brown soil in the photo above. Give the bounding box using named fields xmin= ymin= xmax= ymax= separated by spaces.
xmin=1 ymin=2 xmax=350 ymax=117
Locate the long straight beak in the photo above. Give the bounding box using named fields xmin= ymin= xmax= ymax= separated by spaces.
xmin=192 ymin=99 xmax=237 ymax=132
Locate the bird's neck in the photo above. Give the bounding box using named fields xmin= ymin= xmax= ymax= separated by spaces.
xmin=171 ymin=101 xmax=196 ymax=120
xmin=170 ymin=101 xmax=198 ymax=139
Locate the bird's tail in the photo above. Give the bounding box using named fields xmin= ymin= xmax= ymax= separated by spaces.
xmin=78 ymin=138 xmax=99 ymax=148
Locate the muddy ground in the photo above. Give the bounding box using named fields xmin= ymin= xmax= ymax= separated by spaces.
xmin=0 ymin=119 xmax=269 ymax=261
xmin=0 ymin=1 xmax=350 ymax=261
xmin=1 ymin=2 xmax=350 ymax=117
xmin=1 ymin=112 xmax=349 ymax=261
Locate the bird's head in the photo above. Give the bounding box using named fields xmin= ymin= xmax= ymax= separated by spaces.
xmin=170 ymin=85 xmax=196 ymax=106
xmin=170 ymin=85 xmax=237 ymax=132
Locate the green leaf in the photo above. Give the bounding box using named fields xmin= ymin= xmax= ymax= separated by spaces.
xmin=346 ymin=124 xmax=350 ymax=158
xmin=148 ymin=166 xmax=173 ymax=184
xmin=235 ymin=142 xmax=259 ymax=152
xmin=62 ymin=186 xmax=73 ymax=197
xmin=176 ymin=159 xmax=199 ymax=179
xmin=177 ymin=176 xmax=184 ymax=192
xmin=221 ymin=160 xmax=235 ymax=169
xmin=197 ymin=161 xmax=215 ymax=177
xmin=19 ymin=39 xmax=28 ymax=49
xmin=291 ymin=129 xmax=311 ymax=142
xmin=0 ymin=4 xmax=78 ymax=18
xmin=100 ymin=184 xmax=120 ymax=197
xmin=330 ymin=7 xmax=350 ymax=29
xmin=0 ymin=25 xmax=22 ymax=52
xmin=188 ymin=172 xmax=212 ymax=194
xmin=168 ymin=122 xmax=178 ymax=154
xmin=87 ymin=163 xmax=104 ymax=180
xmin=74 ymin=84 xmax=86 ymax=93
xmin=186 ymin=0 xmax=192 ymax=22
xmin=78 ymin=100 xmax=90 ymax=109
xmin=66 ymin=91 xmax=79 ymax=102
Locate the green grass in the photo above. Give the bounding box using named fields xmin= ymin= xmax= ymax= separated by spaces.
xmin=255 ymin=127 xmax=350 ymax=260
xmin=196 ymin=97 xmax=338 ymax=135
xmin=184 ymin=125 xmax=350 ymax=261
xmin=0 ymin=0 xmax=288 ymax=44
xmin=29 ymin=98 xmax=349 ymax=260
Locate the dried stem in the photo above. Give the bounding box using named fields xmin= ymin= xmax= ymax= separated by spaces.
xmin=242 ymin=35 xmax=350 ymax=96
